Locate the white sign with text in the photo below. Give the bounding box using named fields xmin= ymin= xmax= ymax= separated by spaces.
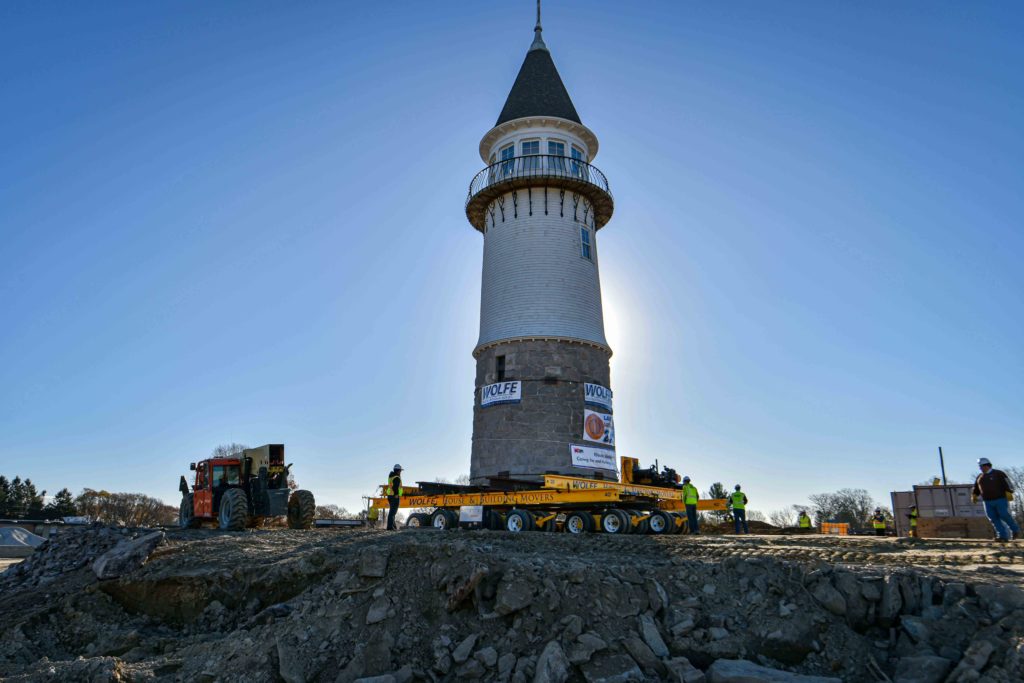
xmin=480 ymin=381 xmax=522 ymax=407
xmin=570 ymin=444 xmax=617 ymax=471
xmin=583 ymin=383 xmax=613 ymax=411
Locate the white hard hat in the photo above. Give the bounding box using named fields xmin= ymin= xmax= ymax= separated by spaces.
xmin=977 ymin=458 xmax=991 ymax=467
xmin=393 ymin=463 xmax=403 ymax=471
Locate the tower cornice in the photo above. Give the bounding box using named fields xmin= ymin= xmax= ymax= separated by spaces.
xmin=479 ymin=116 xmax=599 ymax=164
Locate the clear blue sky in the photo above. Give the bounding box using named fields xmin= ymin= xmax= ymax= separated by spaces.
xmin=2 ymin=2 xmax=1021 ymax=517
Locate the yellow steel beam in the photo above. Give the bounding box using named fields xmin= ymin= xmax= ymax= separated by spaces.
xmin=370 ymin=487 xmax=621 ymax=510
xmin=542 ymin=475 xmax=728 ymax=511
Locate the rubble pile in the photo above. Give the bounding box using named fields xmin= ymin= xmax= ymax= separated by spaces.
xmin=0 ymin=525 xmax=152 ymax=589
xmin=1 ymin=528 xmax=1022 ymax=682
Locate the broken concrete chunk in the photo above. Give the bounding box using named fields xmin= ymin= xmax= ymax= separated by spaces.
xmin=811 ymin=581 xmax=846 ymax=617
xmin=580 ymin=654 xmax=644 ymax=683
xmin=452 ymin=633 xmax=479 ymax=664
xmin=893 ymin=655 xmax=951 ymax=683
xmin=358 ymin=552 xmax=389 ymax=578
xmin=639 ymin=614 xmax=670 ymax=658
xmin=706 ymin=659 xmax=841 ymax=682
xmin=533 ymin=640 xmax=570 ymax=683
xmin=91 ymin=531 xmax=164 ymax=580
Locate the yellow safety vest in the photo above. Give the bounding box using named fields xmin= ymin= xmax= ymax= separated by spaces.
xmin=799 ymin=515 xmax=811 ymax=528
xmin=730 ymin=491 xmax=746 ymax=510
xmin=386 ymin=474 xmax=403 ymax=497
xmin=909 ymin=510 xmax=918 ymax=527
xmin=872 ymin=516 xmax=886 ymax=530
xmin=683 ymin=484 xmax=699 ymax=506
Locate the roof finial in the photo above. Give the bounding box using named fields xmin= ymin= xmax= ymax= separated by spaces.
xmin=530 ymin=0 xmax=548 ymax=52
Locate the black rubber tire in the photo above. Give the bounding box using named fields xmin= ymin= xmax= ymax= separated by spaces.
xmin=178 ymin=494 xmax=199 ymax=529
xmin=505 ymin=509 xmax=534 ymax=533
xmin=601 ymin=509 xmax=628 ymax=534
xmin=636 ymin=517 xmax=651 ymax=535
xmin=617 ymin=510 xmax=635 ymax=534
xmin=564 ymin=511 xmax=594 ymax=534
xmin=218 ymin=489 xmax=249 ymax=531
xmin=669 ymin=512 xmax=686 ymax=534
xmin=287 ymin=490 xmax=316 ymax=529
xmin=648 ymin=510 xmax=675 ymax=535
xmin=430 ymin=509 xmax=458 ymax=530
xmin=484 ymin=509 xmax=505 ymax=531
xmin=405 ymin=512 xmax=430 ymax=528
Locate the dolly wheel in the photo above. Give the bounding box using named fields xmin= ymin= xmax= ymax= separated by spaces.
xmin=505 ymin=510 xmax=534 ymax=533
xmin=564 ymin=511 xmax=594 ymax=534
xmin=601 ymin=510 xmax=628 ymax=534
xmin=430 ymin=509 xmax=456 ymax=530
xmin=405 ymin=513 xmax=430 ymax=528
xmin=648 ymin=510 xmax=674 ymax=535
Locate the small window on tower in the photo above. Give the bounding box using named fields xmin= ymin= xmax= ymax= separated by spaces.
xmin=571 ymin=146 xmax=587 ymax=179
xmin=500 ymin=145 xmax=515 ymax=176
xmin=548 ymin=141 xmax=565 ymax=156
xmin=496 ymin=355 xmax=506 ymax=381
xmin=580 ymin=228 xmax=592 ymax=261
xmin=522 ymin=140 xmax=540 ymax=155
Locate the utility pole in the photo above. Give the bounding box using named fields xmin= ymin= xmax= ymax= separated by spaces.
xmin=939 ymin=446 xmax=955 ymax=515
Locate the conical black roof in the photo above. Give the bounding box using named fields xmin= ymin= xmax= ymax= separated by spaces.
xmin=495 ymin=36 xmax=581 ymax=126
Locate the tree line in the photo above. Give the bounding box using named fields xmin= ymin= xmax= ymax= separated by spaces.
xmin=0 ymin=475 xmax=176 ymax=526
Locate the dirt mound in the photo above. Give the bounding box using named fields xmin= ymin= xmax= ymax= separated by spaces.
xmin=0 ymin=527 xmax=46 ymax=548
xmin=1 ymin=528 xmax=1023 ymax=682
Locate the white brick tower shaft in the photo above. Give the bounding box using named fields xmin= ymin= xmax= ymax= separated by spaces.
xmin=465 ymin=10 xmax=617 ymax=484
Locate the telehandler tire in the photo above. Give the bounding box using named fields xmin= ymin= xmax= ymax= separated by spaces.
xmin=287 ymin=490 xmax=316 ymax=529
xmin=219 ymin=489 xmax=249 ymax=531
xmin=178 ymin=494 xmax=199 ymax=529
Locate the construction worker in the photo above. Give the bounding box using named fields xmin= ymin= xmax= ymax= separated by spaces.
xmin=871 ymin=508 xmax=886 ymax=537
xmin=972 ymin=457 xmax=1019 ymax=543
xmin=729 ymin=484 xmax=749 ymax=535
xmin=798 ymin=510 xmax=812 ymax=532
xmin=682 ymin=476 xmax=699 ymax=534
xmin=386 ymin=464 xmax=404 ymax=531
xmin=907 ymin=505 xmax=919 ymax=538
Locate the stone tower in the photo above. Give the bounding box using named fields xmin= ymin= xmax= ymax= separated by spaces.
xmin=465 ymin=7 xmax=617 ymax=484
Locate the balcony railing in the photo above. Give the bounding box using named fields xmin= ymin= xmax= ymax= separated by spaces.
xmin=465 ymin=154 xmax=614 ymax=231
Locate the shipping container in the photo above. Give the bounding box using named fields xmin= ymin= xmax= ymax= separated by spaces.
xmin=890 ymin=485 xmax=986 ymax=537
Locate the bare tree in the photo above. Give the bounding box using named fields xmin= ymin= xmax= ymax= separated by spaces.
xmin=74 ymin=489 xmax=177 ymax=526
xmin=746 ymin=510 xmax=766 ymax=523
xmin=316 ymin=504 xmax=357 ymax=520
xmin=769 ymin=509 xmax=794 ymax=528
xmin=807 ymin=488 xmax=878 ymax=530
xmin=212 ymin=443 xmax=248 ymax=458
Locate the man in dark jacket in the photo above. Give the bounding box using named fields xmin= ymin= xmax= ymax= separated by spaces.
xmin=972 ymin=458 xmax=1019 ymax=542
xmin=386 ymin=464 xmax=404 ymax=531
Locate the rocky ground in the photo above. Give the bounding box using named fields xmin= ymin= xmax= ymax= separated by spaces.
xmin=1 ymin=526 xmax=1023 ymax=683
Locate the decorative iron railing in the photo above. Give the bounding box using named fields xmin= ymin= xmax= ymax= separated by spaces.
xmin=466 ymin=154 xmax=612 ymax=206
